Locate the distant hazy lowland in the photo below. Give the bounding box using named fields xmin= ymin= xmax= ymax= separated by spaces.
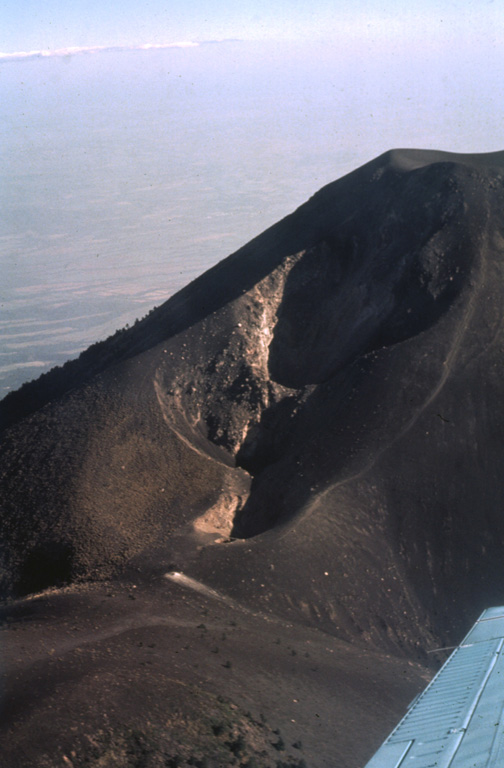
xmin=0 ymin=43 xmax=343 ymax=394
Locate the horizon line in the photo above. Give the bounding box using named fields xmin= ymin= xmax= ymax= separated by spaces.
xmin=0 ymin=39 xmax=242 ymax=63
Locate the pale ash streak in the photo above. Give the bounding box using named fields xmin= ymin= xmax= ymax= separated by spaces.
xmin=164 ymin=571 xmax=239 ymax=609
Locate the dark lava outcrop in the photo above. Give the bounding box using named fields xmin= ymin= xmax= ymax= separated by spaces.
xmin=1 ymin=148 xmax=504 ymax=767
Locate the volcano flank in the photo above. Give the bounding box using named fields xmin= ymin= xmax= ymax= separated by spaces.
xmin=1 ymin=149 xmax=504 ymax=768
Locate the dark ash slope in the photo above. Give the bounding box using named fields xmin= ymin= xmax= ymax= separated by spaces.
xmin=1 ymin=148 xmax=504 ymax=767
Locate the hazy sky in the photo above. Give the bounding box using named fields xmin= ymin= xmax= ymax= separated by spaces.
xmin=2 ymin=0 xmax=502 ymax=54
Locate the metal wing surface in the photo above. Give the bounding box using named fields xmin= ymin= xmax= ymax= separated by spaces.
xmin=364 ymin=607 xmax=504 ymax=768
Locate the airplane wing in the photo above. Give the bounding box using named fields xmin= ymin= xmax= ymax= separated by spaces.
xmin=364 ymin=606 xmax=504 ymax=767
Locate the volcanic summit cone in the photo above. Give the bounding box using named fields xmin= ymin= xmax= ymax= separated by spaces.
xmin=1 ymin=148 xmax=504 ymax=768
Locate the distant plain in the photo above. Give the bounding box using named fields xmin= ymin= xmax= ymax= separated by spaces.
xmin=1 ymin=38 xmax=501 ymax=395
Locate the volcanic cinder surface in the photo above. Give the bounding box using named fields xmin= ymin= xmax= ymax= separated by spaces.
xmin=1 ymin=148 xmax=504 ymax=768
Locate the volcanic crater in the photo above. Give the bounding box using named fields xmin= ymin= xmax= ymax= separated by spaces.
xmin=2 ymin=148 xmax=504 ymax=768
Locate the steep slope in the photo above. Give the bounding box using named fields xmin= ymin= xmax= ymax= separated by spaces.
xmin=1 ymin=148 xmax=504 ymax=654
